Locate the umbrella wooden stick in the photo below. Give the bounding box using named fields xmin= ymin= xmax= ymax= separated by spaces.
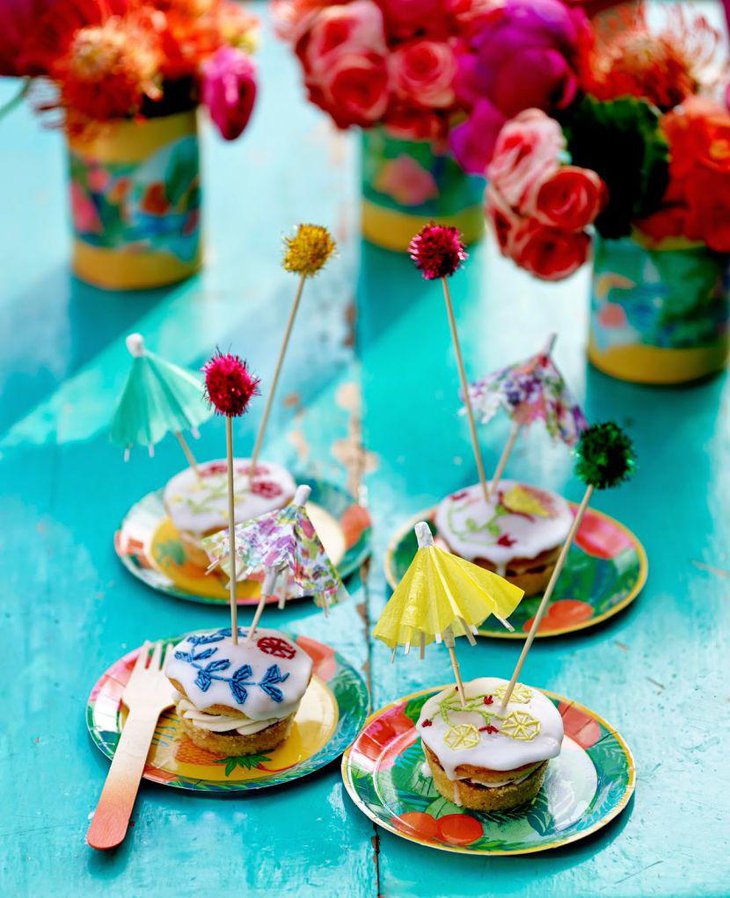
xmin=276 ymin=484 xmax=312 ymax=611
xmin=488 ymin=421 xmax=521 ymax=500
xmin=249 ymin=568 xmax=279 ymax=641
xmin=225 ymin=417 xmax=239 ymax=645
xmin=249 ymin=275 xmax=306 ymax=480
xmin=174 ymin=431 xmax=200 ymax=476
xmin=444 ymin=631 xmax=467 ymax=709
xmin=441 ymin=278 xmax=489 ymax=506
xmin=501 ymin=485 xmax=593 ymax=708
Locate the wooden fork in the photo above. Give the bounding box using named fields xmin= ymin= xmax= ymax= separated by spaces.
xmin=87 ymin=641 xmax=175 ymax=850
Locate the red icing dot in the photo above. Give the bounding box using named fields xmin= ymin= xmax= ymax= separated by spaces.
xmin=257 ymin=636 xmax=296 ymax=659
xmin=251 ymin=479 xmax=284 ymax=499
xmin=421 ymin=719 xmax=433 ymax=727
xmin=483 ymin=695 xmax=494 ymax=705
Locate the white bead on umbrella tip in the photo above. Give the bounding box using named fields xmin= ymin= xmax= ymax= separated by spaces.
xmin=126 ymin=333 xmax=146 ymax=357
xmin=415 ymin=521 xmax=434 ymax=548
xmin=293 ymin=484 xmax=311 ymax=506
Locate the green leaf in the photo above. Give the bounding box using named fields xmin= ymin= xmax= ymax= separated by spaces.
xmin=164 ymin=137 xmax=199 ymax=207
xmin=525 ymin=788 xmax=554 ymax=836
xmin=155 ymin=538 xmax=187 ymax=566
xmin=559 ymin=96 xmax=669 ymax=238
xmin=214 ymin=753 xmax=271 ymax=776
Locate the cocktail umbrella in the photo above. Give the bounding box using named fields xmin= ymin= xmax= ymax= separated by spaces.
xmin=501 ymin=421 xmax=636 ymax=707
xmin=110 ymin=333 xmax=212 ymax=469
xmin=466 ymin=335 xmax=588 ymax=497
xmin=248 ymin=224 xmax=336 ymax=480
xmin=202 ymin=351 xmax=261 ymax=646
xmin=204 ymin=484 xmax=345 ymax=640
xmin=373 ymin=522 xmax=524 ymax=706
xmin=409 ymin=224 xmax=490 ymax=505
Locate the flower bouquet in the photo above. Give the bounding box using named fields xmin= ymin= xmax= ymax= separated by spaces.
xmin=480 ymin=4 xmax=730 ymax=384
xmin=1 ymin=0 xmax=258 ymax=290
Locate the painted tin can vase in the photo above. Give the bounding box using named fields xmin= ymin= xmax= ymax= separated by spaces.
xmin=588 ymin=234 xmax=730 ymax=385
xmin=360 ymin=127 xmax=485 ymax=252
xmin=67 ymin=110 xmax=202 ymax=290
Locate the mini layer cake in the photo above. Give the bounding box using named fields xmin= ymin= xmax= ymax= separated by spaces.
xmin=434 ymin=481 xmax=573 ymax=596
xmin=165 ymin=627 xmax=313 ymax=755
xmin=417 ymin=677 xmax=563 ymax=812
xmin=163 ymin=458 xmax=296 ymax=567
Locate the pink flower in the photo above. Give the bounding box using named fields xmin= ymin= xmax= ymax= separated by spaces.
xmin=390 ymin=39 xmax=457 ymax=109
xmin=300 ymin=1 xmax=390 ymax=128
xmin=487 ymin=109 xmax=565 ymax=211
xmin=450 ymin=0 xmax=588 ymax=173
xmin=202 ymin=46 xmax=257 ymax=141
xmin=528 ymin=165 xmax=606 ymax=231
xmin=373 ymin=156 xmax=439 ymax=206
xmin=508 ymin=218 xmax=591 ymax=281
xmin=379 ymin=0 xmax=448 ymax=39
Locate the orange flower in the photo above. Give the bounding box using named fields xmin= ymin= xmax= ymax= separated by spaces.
xmin=582 ymin=4 xmax=723 ymax=111
xmin=54 ymin=13 xmax=162 ymax=121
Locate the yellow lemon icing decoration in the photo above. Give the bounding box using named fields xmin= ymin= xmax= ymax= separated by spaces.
xmin=444 ymin=724 xmax=480 ymax=750
xmin=501 ymin=711 xmax=541 ymax=741
xmin=494 ymin=682 xmax=533 ymax=704
xmin=502 ymin=485 xmax=551 ymax=518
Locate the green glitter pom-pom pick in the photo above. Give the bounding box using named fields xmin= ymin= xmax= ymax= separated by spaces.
xmin=574 ymin=421 xmax=636 ymax=490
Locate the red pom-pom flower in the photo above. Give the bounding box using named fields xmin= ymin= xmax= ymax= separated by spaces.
xmin=203 ymin=352 xmax=260 ymax=417
xmin=408 ymin=224 xmax=467 ymax=280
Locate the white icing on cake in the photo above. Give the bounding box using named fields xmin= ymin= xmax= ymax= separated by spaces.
xmin=175 ymin=695 xmax=279 ymax=735
xmin=434 ymin=480 xmax=572 ymax=574
xmin=165 ymin=627 xmax=312 ymax=720
xmin=163 ymin=458 xmax=296 ymax=536
xmin=417 ymin=677 xmax=563 ymax=780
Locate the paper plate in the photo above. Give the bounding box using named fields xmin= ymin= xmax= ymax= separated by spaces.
xmin=87 ymin=634 xmax=369 ymax=793
xmin=115 ymin=476 xmax=371 ymax=606
xmin=386 ymin=505 xmax=647 ymax=638
xmin=342 ymin=686 xmax=635 ymax=855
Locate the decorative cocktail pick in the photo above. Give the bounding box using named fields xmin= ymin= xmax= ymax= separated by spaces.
xmin=501 ymin=421 xmax=636 ymax=707
xmin=110 ymin=333 xmax=213 ymax=470
xmin=373 ymin=521 xmax=524 ymax=706
xmin=203 ymin=351 xmax=260 ymax=645
xmin=409 ymin=223 xmax=489 ymax=505
xmin=203 ymin=483 xmax=345 ymax=640
xmin=249 ymin=224 xmax=336 ymax=479
xmin=466 ymin=334 xmax=588 ymax=498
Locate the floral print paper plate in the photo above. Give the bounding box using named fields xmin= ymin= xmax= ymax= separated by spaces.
xmin=115 ymin=476 xmax=371 ymax=606
xmin=342 ymin=686 xmax=635 ymax=855
xmin=87 ymin=634 xmax=369 ymax=793
xmin=386 ymin=504 xmax=647 ymax=638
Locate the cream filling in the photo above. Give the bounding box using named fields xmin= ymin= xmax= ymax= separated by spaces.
xmin=423 ymin=756 xmax=539 ymax=788
xmin=176 ymin=697 xmax=280 ymax=735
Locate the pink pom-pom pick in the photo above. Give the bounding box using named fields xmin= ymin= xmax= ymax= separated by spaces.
xmin=408 ymin=223 xmax=468 ymax=280
xmin=203 ymin=351 xmax=260 ymax=417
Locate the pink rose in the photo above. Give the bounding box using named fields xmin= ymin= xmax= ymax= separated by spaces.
xmin=316 ymin=49 xmax=390 ymax=127
xmin=509 ymin=218 xmax=591 ymax=280
xmin=487 ymin=109 xmax=565 ymax=210
xmin=390 ymin=39 xmax=457 ymax=109
xmin=485 ymin=183 xmax=521 ymax=254
xmin=202 ymin=47 xmax=257 ymax=141
xmin=528 ymin=165 xmax=606 ymax=231
xmin=302 ymin=0 xmax=386 ymax=74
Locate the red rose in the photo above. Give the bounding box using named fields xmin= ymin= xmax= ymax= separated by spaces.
xmin=302 ymin=0 xmax=386 ymax=66
xmin=529 ymin=165 xmax=606 ymax=232
xmin=510 ymin=219 xmax=591 ymax=281
xmin=314 ymin=49 xmax=389 ymax=127
xmin=379 ymin=0 xmax=448 ymax=40
xmin=684 ymin=167 xmax=730 ymax=253
xmin=389 ymin=39 xmax=457 ymax=109
xmin=485 ymin=183 xmax=521 ymax=254
xmin=383 ymin=103 xmax=446 ymax=142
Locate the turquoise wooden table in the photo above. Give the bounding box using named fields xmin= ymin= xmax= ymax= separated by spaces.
xmin=1 ymin=5 xmax=729 ymax=896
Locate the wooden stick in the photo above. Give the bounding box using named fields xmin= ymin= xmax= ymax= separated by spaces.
xmin=225 ymin=417 xmax=239 ymax=645
xmin=249 ymin=274 xmax=306 ymax=478
xmin=488 ymin=420 xmax=521 ymax=500
xmin=501 ymin=485 xmax=594 ymax=707
xmin=441 ymin=278 xmax=489 ymax=506
xmin=249 ymin=568 xmax=278 ymax=641
xmin=446 ymin=641 xmax=467 ymax=708
xmin=174 ymin=431 xmax=200 ymax=476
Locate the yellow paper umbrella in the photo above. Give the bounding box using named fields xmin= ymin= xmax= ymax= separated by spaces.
xmin=373 ymin=522 xmax=524 ymax=705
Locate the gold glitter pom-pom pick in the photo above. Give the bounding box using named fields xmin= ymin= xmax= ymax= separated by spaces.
xmin=249 ymin=224 xmax=336 ymax=477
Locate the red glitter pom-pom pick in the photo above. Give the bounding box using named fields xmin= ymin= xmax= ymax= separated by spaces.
xmin=203 ymin=351 xmax=260 ymax=417
xmin=408 ymin=223 xmax=467 ymax=280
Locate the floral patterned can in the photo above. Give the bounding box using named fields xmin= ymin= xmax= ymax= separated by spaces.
xmin=588 ymin=234 xmax=730 ymax=385
xmin=67 ymin=110 xmax=202 ymax=290
xmin=361 ymin=127 xmax=485 ymax=252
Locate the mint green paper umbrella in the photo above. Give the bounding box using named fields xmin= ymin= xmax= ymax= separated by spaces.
xmin=110 ymin=333 xmax=212 ymax=466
